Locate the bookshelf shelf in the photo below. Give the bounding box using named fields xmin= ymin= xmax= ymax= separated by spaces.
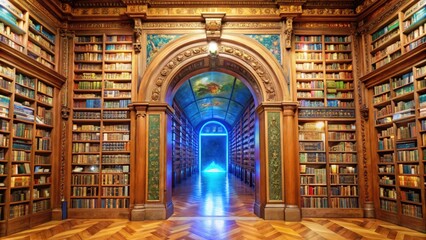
xmin=367 ymin=55 xmax=426 ymax=230
xmin=70 ymin=34 xmax=133 ymax=211
xmin=295 ymin=34 xmax=359 ymax=213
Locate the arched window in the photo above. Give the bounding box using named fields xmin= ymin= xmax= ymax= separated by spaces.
xmin=199 ymin=121 xmax=228 ymax=173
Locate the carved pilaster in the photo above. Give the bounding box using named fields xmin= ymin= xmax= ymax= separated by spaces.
xmin=202 ymin=13 xmax=225 ymax=41
xmin=284 ymin=17 xmax=293 ymax=49
xmin=133 ymin=18 xmax=143 ymax=53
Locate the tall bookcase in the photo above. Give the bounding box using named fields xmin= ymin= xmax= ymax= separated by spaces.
xmin=0 ymin=0 xmax=57 ymax=71
xmin=172 ymin=104 xmax=198 ymax=187
xmin=294 ymin=34 xmax=360 ymax=217
xmin=0 ymin=58 xmax=59 ymax=235
xmin=230 ymin=99 xmax=255 ymax=187
xmin=368 ymin=60 xmax=426 ymax=231
xmin=368 ymin=0 xmax=426 ymax=72
xmin=70 ymin=33 xmax=132 ymax=218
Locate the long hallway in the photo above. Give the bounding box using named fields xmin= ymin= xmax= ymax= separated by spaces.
xmin=2 ymin=173 xmax=426 ymax=239
xmin=172 ymin=172 xmax=256 ymax=218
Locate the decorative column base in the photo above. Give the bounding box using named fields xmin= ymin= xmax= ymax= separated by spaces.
xmin=254 ymin=202 xmax=263 ymax=218
xmin=131 ymin=204 xmax=146 ymax=221
xmin=363 ymin=201 xmax=375 ymax=218
xmin=284 ymin=204 xmax=301 ymax=221
xmin=144 ymin=203 xmax=174 ymax=220
xmin=51 ymin=208 xmax=63 ymax=220
xmin=264 ymin=204 xmax=285 ymax=220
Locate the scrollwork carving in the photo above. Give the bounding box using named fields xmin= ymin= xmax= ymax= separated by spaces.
xmin=284 ymin=17 xmax=293 ymax=49
xmin=150 ymin=44 xmax=277 ymax=102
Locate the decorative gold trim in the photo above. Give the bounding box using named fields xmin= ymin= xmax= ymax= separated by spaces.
xmin=68 ymin=22 xmax=132 ymax=30
xmin=147 ymin=7 xmax=279 ymax=16
xmin=142 ymin=22 xmax=204 ymax=29
xmin=302 ymin=8 xmax=355 ymax=15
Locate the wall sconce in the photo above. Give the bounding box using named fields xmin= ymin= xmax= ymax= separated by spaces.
xmin=208 ymin=41 xmax=218 ymax=56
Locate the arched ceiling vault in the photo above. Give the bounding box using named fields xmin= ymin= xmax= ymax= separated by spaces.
xmin=174 ymin=72 xmax=252 ymax=128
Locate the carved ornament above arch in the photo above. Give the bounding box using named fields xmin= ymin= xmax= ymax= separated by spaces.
xmin=148 ymin=42 xmax=280 ymax=103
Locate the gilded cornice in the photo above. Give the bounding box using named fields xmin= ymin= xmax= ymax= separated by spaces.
xmin=293 ymin=22 xmax=354 ymax=29
xmin=68 ymin=21 xmax=132 ymax=30
xmin=142 ymin=22 xmax=204 ymax=29
xmin=302 ymin=8 xmax=355 ymax=15
xmin=71 ymin=7 xmax=127 ymax=16
xmin=355 ymin=0 xmax=379 ymax=14
xmin=147 ymin=1 xmax=277 ymax=6
xmin=222 ymin=22 xmax=282 ymax=29
xmin=147 ymin=7 xmax=279 ymax=16
xmin=26 ymin=0 xmax=62 ymax=26
xmin=304 ymin=1 xmax=355 ymax=9
xmin=357 ymin=0 xmax=403 ymax=32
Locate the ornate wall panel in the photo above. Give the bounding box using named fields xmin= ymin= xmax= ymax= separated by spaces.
xmin=267 ymin=112 xmax=282 ymax=201
xmin=147 ymin=34 xmax=183 ymax=64
xmin=147 ymin=114 xmax=161 ymax=201
xmin=245 ymin=34 xmax=282 ymax=64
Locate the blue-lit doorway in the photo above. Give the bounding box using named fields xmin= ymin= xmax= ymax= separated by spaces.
xmin=199 ymin=121 xmax=228 ymax=173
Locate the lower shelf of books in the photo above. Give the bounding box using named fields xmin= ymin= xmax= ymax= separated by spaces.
xmin=301 ymin=208 xmax=363 ymax=218
xmin=68 ymin=208 xmax=130 ymax=219
xmin=375 ymin=208 xmax=426 ymax=232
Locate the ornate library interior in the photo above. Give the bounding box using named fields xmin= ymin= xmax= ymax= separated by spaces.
xmin=0 ymin=0 xmax=426 ymax=239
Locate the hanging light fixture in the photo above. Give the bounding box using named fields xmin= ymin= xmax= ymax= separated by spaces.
xmin=208 ymin=41 xmax=218 ymax=56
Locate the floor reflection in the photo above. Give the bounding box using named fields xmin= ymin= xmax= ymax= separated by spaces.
xmin=172 ymin=172 xmax=255 ymax=217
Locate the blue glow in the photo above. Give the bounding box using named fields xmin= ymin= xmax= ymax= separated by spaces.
xmin=203 ymin=161 xmax=226 ymax=173
xmin=199 ymin=121 xmax=229 ymax=174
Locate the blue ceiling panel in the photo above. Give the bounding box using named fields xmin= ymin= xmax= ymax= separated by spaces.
xmin=174 ymin=80 xmax=194 ymax=108
xmin=174 ymin=71 xmax=253 ymax=127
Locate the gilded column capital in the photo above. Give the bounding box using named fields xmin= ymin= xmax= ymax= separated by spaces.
xmin=60 ymin=29 xmax=74 ymax=39
xmin=281 ymin=101 xmax=298 ymax=116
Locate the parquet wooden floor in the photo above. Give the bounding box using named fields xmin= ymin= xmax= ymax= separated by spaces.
xmin=2 ymin=173 xmax=426 ymax=240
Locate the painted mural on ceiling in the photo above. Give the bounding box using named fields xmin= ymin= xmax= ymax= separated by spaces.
xmin=146 ymin=34 xmax=182 ymax=64
xmin=174 ymin=72 xmax=252 ymax=128
xmin=245 ymin=34 xmax=281 ymax=64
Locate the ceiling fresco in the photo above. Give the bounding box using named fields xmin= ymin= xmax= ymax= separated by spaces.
xmin=174 ymin=72 xmax=253 ymax=128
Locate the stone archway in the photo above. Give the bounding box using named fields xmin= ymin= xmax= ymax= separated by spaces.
xmin=130 ymin=33 xmax=300 ymax=221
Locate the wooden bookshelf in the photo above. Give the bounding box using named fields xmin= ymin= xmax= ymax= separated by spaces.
xmin=230 ymin=99 xmax=255 ymax=187
xmin=27 ymin=16 xmax=56 ymax=70
xmin=0 ymin=0 xmax=57 ymax=71
xmin=368 ymin=0 xmax=426 ymax=72
xmin=0 ymin=0 xmax=26 ymax=53
xmin=0 ymin=58 xmax=59 ymax=235
xmin=295 ymin=34 xmax=360 ymax=217
xmin=367 ymin=60 xmax=426 ymax=231
xmin=171 ymin=104 xmax=198 ymax=187
xmin=70 ymin=34 xmax=132 ymax=216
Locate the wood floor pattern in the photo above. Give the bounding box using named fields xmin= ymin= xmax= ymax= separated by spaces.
xmin=2 ymin=173 xmax=426 ymax=239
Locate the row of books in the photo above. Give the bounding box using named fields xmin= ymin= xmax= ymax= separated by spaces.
xmin=28 ymin=30 xmax=55 ymax=52
xmin=299 ymin=109 xmax=355 ymax=118
xmin=379 ymin=187 xmax=397 ymax=199
xmin=372 ymin=19 xmax=399 ymax=41
xmin=330 ymin=198 xmax=358 ymax=208
xmin=330 ymin=185 xmax=358 ymax=196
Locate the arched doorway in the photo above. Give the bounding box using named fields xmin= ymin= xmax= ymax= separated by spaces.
xmin=131 ymin=33 xmax=300 ymax=221
xmin=199 ymin=121 xmax=228 ymax=173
